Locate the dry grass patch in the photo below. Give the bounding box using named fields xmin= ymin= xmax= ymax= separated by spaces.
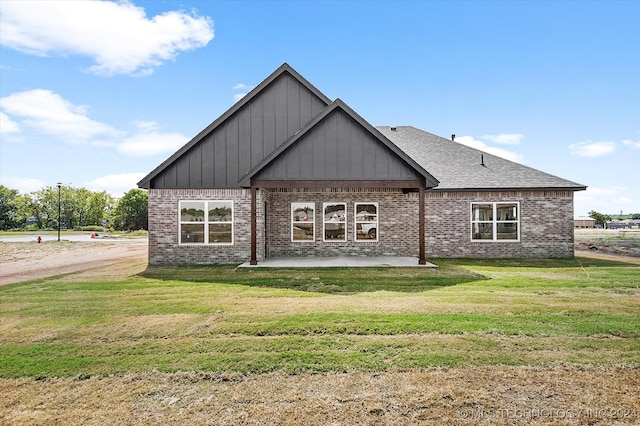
xmin=1 ymin=366 xmax=638 ymax=425
xmin=49 ymin=258 xmax=148 ymax=283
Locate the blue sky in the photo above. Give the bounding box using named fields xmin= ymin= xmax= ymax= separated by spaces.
xmin=1 ymin=0 xmax=638 ymax=216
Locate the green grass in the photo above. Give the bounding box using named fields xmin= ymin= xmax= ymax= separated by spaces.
xmin=1 ymin=256 xmax=639 ymax=378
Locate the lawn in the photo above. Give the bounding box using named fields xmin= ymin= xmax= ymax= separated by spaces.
xmin=1 ymin=255 xmax=639 ymax=424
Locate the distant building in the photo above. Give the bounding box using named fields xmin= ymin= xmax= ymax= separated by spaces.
xmin=607 ymin=219 xmax=640 ymax=229
xmin=574 ymin=217 xmax=596 ymax=228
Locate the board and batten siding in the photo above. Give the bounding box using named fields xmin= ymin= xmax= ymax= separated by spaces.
xmin=151 ymin=72 xmax=328 ymax=189
xmin=254 ymin=108 xmax=420 ymax=181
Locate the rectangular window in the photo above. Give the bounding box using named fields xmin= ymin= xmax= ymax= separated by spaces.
xmin=180 ymin=200 xmax=233 ymax=245
xmin=323 ymin=202 xmax=346 ymax=241
xmin=355 ymin=203 xmax=378 ymax=241
xmin=471 ymin=202 xmax=519 ymax=241
xmin=291 ymin=202 xmax=315 ymax=241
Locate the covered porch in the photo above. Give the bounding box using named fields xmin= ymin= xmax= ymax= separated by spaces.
xmin=249 ymin=179 xmax=429 ymax=266
xmin=240 ymin=255 xmax=437 ymax=268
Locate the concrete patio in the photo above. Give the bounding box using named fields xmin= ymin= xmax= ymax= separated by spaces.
xmin=239 ymin=256 xmax=437 ymax=268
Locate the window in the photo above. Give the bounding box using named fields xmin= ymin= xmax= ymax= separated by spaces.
xmin=323 ymin=202 xmax=346 ymax=241
xmin=291 ymin=202 xmax=315 ymax=241
xmin=355 ymin=203 xmax=378 ymax=241
xmin=471 ymin=202 xmax=519 ymax=241
xmin=180 ymin=200 xmax=233 ymax=244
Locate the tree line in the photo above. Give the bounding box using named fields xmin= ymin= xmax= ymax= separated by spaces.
xmin=589 ymin=210 xmax=640 ymax=228
xmin=0 ymin=185 xmax=147 ymax=232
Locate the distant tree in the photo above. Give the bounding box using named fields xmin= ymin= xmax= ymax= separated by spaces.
xmin=12 ymin=193 xmax=36 ymax=228
xmin=29 ymin=185 xmax=116 ymax=229
xmin=632 ymin=213 xmax=640 ymax=220
xmin=111 ymin=189 xmax=148 ymax=230
xmin=0 ymin=185 xmax=20 ymax=230
xmin=73 ymin=188 xmax=115 ymax=227
xmin=31 ymin=185 xmax=69 ymax=229
xmin=589 ymin=210 xmax=611 ymax=228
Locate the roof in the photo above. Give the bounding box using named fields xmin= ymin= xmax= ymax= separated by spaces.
xmin=138 ymin=64 xmax=586 ymax=193
xmin=376 ymin=126 xmax=586 ymax=191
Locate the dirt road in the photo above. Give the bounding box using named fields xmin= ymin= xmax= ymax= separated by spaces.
xmin=0 ymin=239 xmax=147 ymax=286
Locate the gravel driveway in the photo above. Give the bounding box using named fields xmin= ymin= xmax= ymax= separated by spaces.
xmin=0 ymin=239 xmax=148 ymax=286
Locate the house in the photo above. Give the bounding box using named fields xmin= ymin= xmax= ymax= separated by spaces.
xmin=138 ymin=63 xmax=586 ymax=265
xmin=607 ymin=219 xmax=640 ymax=230
xmin=574 ymin=216 xmax=596 ymax=228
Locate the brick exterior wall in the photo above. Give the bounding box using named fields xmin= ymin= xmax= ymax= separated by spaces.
xmin=148 ymin=188 xmax=575 ymax=264
xmin=263 ymin=188 xmax=419 ymax=258
xmin=424 ymin=190 xmax=575 ymax=258
xmin=148 ymin=188 xmax=265 ymax=265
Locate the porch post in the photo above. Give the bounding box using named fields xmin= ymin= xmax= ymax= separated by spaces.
xmin=250 ymin=185 xmax=257 ymax=265
xmin=418 ymin=186 xmax=426 ymax=265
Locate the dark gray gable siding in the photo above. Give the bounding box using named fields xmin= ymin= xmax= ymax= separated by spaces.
xmin=253 ymin=107 xmax=422 ymax=182
xmin=143 ymin=69 xmax=329 ymax=189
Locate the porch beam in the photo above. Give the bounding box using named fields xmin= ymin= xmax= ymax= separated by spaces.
xmin=250 ymin=185 xmax=257 ymax=265
xmin=251 ymin=179 xmax=424 ymax=189
xmin=419 ymin=186 xmax=426 ymax=265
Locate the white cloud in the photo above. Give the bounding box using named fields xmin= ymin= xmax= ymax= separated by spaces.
xmin=0 ymin=89 xmax=118 ymax=142
xmin=622 ymin=138 xmax=640 ymax=149
xmin=132 ymin=120 xmax=161 ymax=131
xmin=569 ymin=140 xmax=616 ymax=157
xmin=233 ymin=93 xmax=248 ymax=102
xmin=85 ymin=172 xmax=147 ymax=196
xmin=117 ymin=131 xmax=188 ymax=156
xmin=583 ymin=187 xmax=627 ymax=197
xmin=455 ymin=136 xmax=524 ymax=163
xmin=0 ymin=0 xmax=214 ymax=76
xmin=1 ymin=89 xmax=188 ymax=156
xmin=0 ymin=111 xmax=20 ymax=133
xmin=232 ymin=83 xmax=253 ymax=102
xmin=481 ymin=133 xmax=524 ymax=145
xmin=574 ymin=186 xmax=634 ymax=216
xmin=0 ymin=176 xmax=46 ymax=194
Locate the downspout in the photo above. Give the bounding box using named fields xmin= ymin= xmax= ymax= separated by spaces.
xmin=419 ymin=185 xmax=426 ymax=265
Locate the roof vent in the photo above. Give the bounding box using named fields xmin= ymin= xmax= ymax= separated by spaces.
xmin=481 ymin=154 xmax=485 ymax=167
xmin=451 ymin=134 xmax=455 ymax=141
xmin=390 ymin=126 xmax=397 ymax=131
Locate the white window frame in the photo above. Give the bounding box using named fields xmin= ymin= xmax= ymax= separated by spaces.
xmin=291 ymin=202 xmax=315 ymax=242
xmin=354 ymin=202 xmax=379 ymax=242
xmin=470 ymin=202 xmax=520 ymax=242
xmin=323 ymin=202 xmax=347 ymax=242
xmin=179 ymin=200 xmax=234 ymax=245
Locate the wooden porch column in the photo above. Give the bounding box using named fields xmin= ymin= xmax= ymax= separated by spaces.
xmin=250 ymin=185 xmax=257 ymax=265
xmin=418 ymin=186 xmax=426 ymax=265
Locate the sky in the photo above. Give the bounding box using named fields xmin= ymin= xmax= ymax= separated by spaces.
xmin=0 ymin=0 xmax=638 ymax=216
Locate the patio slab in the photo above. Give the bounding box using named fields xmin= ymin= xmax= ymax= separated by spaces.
xmin=239 ymin=256 xmax=437 ymax=268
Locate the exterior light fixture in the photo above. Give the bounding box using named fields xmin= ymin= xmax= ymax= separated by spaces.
xmin=57 ymin=182 xmax=62 ymax=241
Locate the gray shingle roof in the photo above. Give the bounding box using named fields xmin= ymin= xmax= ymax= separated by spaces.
xmin=376 ymin=126 xmax=586 ymax=191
